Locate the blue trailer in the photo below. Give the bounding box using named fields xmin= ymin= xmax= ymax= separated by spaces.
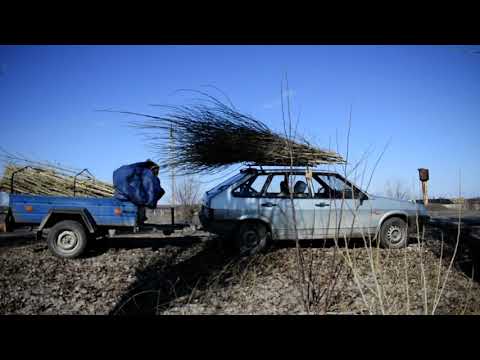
xmin=0 ymin=191 xmax=184 ymax=259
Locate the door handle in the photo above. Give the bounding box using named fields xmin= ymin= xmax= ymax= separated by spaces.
xmin=261 ymin=202 xmax=277 ymax=207
xmin=315 ymin=203 xmax=330 ymax=207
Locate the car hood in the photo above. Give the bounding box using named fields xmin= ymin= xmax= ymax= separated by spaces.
xmin=367 ymin=194 xmax=427 ymax=213
xmin=369 ymin=194 xmax=414 ymax=203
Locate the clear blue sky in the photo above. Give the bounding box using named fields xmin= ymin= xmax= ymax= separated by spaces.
xmin=1 ymin=45 xmax=479 ymax=200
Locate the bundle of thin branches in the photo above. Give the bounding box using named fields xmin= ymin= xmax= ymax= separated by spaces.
xmin=0 ymin=151 xmax=114 ymax=198
xmin=123 ymin=93 xmax=344 ymax=174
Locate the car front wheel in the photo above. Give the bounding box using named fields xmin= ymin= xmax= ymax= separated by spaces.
xmin=379 ymin=217 xmax=408 ymax=249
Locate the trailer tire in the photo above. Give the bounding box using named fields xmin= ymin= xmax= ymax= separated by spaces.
xmin=47 ymin=220 xmax=88 ymax=259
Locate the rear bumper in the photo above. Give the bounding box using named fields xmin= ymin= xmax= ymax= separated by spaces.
xmin=204 ymin=221 xmax=237 ymax=236
xmin=199 ymin=206 xmax=236 ymax=236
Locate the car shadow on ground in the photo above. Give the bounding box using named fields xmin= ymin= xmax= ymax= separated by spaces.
xmin=106 ymin=234 xmax=419 ymax=315
xmin=84 ymin=234 xmax=204 ymax=258
xmin=109 ymin=232 xmax=390 ymax=315
xmin=109 ymin=236 xmax=243 ymax=315
xmin=0 ymin=231 xmax=38 ymax=249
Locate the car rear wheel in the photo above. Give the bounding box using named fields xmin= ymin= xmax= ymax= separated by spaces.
xmin=47 ymin=220 xmax=88 ymax=258
xmin=234 ymin=222 xmax=270 ymax=256
xmin=379 ymin=217 xmax=408 ymax=249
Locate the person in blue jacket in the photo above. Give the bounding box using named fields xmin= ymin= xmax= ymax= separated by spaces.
xmin=113 ymin=160 xmax=165 ymax=209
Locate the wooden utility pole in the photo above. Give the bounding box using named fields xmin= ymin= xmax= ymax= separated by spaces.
xmin=418 ymin=168 xmax=429 ymax=206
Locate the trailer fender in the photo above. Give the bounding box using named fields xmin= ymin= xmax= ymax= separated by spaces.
xmin=38 ymin=208 xmax=97 ymax=234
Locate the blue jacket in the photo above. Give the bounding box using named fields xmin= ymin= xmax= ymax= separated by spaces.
xmin=113 ymin=162 xmax=165 ymax=208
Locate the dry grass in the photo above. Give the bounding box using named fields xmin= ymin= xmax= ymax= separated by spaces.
xmin=157 ymin=236 xmax=479 ymax=315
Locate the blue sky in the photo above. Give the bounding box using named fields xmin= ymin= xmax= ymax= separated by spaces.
xmin=0 ymin=45 xmax=479 ymax=201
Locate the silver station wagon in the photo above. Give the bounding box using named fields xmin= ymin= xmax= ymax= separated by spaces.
xmin=199 ymin=168 xmax=429 ymax=255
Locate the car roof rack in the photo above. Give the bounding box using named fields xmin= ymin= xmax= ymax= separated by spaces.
xmin=240 ymin=167 xmax=258 ymax=174
xmin=239 ymin=166 xmax=339 ymax=174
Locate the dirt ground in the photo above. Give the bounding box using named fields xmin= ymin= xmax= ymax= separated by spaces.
xmin=1 ymin=218 xmax=479 ymax=314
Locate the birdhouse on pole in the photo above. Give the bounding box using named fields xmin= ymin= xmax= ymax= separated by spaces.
xmin=418 ymin=168 xmax=429 ymax=206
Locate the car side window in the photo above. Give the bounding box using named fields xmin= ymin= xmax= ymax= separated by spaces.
xmin=232 ymin=175 xmax=269 ymax=197
xmin=264 ymin=174 xmax=312 ymax=198
xmin=311 ymin=177 xmax=330 ymax=199
xmin=265 ymin=175 xmax=288 ymax=197
xmin=315 ymin=174 xmax=356 ymax=199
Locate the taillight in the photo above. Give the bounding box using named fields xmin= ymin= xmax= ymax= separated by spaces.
xmin=114 ymin=207 xmax=122 ymax=216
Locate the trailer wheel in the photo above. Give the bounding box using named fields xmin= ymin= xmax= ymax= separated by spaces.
xmin=47 ymin=220 xmax=88 ymax=259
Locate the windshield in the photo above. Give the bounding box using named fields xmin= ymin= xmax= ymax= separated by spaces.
xmin=206 ymin=172 xmax=248 ymax=194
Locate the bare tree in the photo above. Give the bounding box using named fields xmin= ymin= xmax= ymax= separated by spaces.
xmin=280 ymin=75 xmax=348 ymax=314
xmin=174 ymin=175 xmax=201 ymax=223
xmin=385 ymin=179 xmax=412 ymax=200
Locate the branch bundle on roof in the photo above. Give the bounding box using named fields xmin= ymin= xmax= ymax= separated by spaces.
xmin=0 ymin=152 xmax=114 ymax=197
xmin=128 ymin=94 xmax=344 ymax=174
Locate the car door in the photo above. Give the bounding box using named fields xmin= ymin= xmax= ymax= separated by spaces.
xmin=309 ymin=175 xmax=336 ymax=237
xmin=260 ymin=173 xmax=319 ymax=240
xmin=230 ymin=173 xmax=270 ymax=220
xmin=313 ymin=173 xmax=371 ymax=238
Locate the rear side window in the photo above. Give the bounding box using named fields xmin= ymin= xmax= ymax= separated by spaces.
xmin=265 ymin=175 xmax=286 ymax=197
xmin=232 ymin=175 xmax=269 ymax=197
xmin=264 ymin=174 xmax=312 ymax=198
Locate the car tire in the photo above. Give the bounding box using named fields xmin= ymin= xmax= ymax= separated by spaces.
xmin=234 ymin=222 xmax=270 ymax=256
xmin=47 ymin=220 xmax=89 ymax=259
xmin=379 ymin=217 xmax=408 ymax=249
